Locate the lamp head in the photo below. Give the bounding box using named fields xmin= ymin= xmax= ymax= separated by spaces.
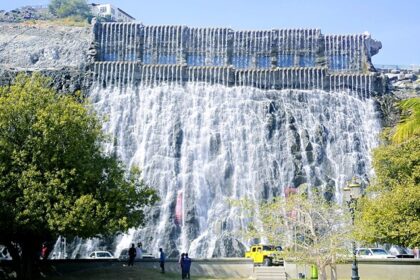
xmin=344 ymin=177 xmax=362 ymax=202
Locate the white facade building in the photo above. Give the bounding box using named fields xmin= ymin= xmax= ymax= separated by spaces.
xmin=90 ymin=3 xmax=135 ymax=22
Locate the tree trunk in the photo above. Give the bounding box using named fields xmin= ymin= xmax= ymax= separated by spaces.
xmin=317 ymin=260 xmax=327 ymax=280
xmin=330 ymin=253 xmax=337 ymax=280
xmin=6 ymin=241 xmax=21 ymax=278
xmin=330 ymin=263 xmax=337 ymax=280
xmin=20 ymin=238 xmax=41 ymax=280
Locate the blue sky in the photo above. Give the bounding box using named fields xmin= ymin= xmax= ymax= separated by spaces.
xmin=2 ymin=0 xmax=420 ymax=65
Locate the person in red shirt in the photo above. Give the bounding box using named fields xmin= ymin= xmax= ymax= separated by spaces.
xmin=41 ymin=244 xmax=48 ymax=260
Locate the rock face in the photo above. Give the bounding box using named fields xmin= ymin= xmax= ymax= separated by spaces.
xmin=0 ymin=22 xmax=91 ymax=93
xmin=374 ymin=69 xmax=419 ymax=130
xmin=0 ymin=6 xmax=54 ymax=22
xmin=0 ymin=22 xmax=90 ymax=70
xmin=384 ymin=70 xmax=420 ymax=98
xmin=0 ymin=67 xmax=90 ymax=94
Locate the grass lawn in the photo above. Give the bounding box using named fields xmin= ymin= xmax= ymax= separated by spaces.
xmin=45 ymin=263 xmax=248 ymax=280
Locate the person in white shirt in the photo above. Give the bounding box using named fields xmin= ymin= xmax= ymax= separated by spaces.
xmin=135 ymin=242 xmax=143 ymax=260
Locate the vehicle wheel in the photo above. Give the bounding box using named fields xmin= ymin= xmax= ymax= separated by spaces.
xmin=263 ymin=257 xmax=272 ymax=266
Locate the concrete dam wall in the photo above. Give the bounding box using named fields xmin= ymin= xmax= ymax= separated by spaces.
xmin=90 ymin=21 xmax=383 ymax=95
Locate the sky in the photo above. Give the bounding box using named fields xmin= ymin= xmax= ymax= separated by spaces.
xmin=2 ymin=0 xmax=420 ymax=65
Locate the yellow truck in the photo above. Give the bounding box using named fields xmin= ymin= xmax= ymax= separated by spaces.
xmin=245 ymin=245 xmax=284 ymax=266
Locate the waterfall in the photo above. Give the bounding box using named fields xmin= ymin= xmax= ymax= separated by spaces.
xmin=67 ymin=22 xmax=384 ymax=259
xmin=83 ymin=80 xmax=382 ymax=258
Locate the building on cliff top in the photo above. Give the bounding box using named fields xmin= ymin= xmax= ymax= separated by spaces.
xmin=90 ymin=3 xmax=135 ymax=22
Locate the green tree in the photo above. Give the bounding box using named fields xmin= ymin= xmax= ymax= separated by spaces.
xmin=235 ymin=193 xmax=351 ymax=280
xmin=48 ymin=0 xmax=91 ymax=19
xmin=356 ymin=97 xmax=420 ymax=248
xmin=0 ymin=74 xmax=158 ymax=279
xmin=356 ymin=182 xmax=419 ymax=247
xmin=392 ymin=97 xmax=420 ymax=144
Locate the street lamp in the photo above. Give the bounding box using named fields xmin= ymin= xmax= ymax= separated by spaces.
xmin=343 ymin=177 xmax=362 ymax=280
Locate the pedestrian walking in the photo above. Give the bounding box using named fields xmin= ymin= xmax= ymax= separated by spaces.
xmin=179 ymin=253 xmax=185 ymax=279
xmin=414 ymin=247 xmax=419 ymax=259
xmin=128 ymin=243 xmax=136 ymax=266
xmin=182 ymin=253 xmax=192 ymax=279
xmin=135 ymin=242 xmax=143 ymax=260
xmin=159 ymin=248 xmax=165 ymax=273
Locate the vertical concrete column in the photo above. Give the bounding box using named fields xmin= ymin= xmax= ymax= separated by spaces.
xmin=315 ymin=31 xmax=326 ymax=68
xmin=179 ymin=26 xmax=189 ymax=65
xmin=130 ymin=23 xmax=141 ymax=85
xmin=89 ymin=17 xmax=100 ymax=62
xmin=136 ymin=24 xmax=143 ymax=62
xmin=226 ymin=29 xmax=234 ymax=66
xmin=270 ymin=29 xmax=278 ymax=69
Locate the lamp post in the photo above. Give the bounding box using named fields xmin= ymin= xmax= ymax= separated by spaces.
xmin=343 ymin=177 xmax=362 ymax=280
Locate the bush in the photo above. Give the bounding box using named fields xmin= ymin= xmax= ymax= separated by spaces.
xmin=48 ymin=0 xmax=91 ymax=19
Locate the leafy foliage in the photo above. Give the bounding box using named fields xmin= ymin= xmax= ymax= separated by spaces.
xmin=234 ymin=193 xmax=351 ymax=280
xmin=356 ymin=182 xmax=420 ymax=247
xmin=372 ymin=137 xmax=420 ymax=190
xmin=356 ymin=97 xmax=420 ymax=247
xmin=0 ymin=73 xmax=158 ymax=278
xmin=48 ymin=0 xmax=91 ymax=19
xmin=392 ymin=97 xmax=420 ymax=144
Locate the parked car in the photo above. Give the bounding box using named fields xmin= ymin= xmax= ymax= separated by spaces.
xmin=0 ymin=246 xmax=11 ymax=260
xmin=88 ymin=251 xmax=115 ymax=259
xmin=245 ymin=244 xmax=284 ymax=266
xmin=141 ymin=250 xmax=154 ymax=259
xmin=388 ymin=245 xmax=415 ymax=258
xmin=118 ymin=248 xmax=154 ymax=260
xmin=355 ymin=248 xmax=396 ymax=259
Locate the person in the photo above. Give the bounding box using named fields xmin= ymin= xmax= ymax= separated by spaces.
xmin=159 ymin=248 xmax=165 ymax=273
xmin=178 ymin=253 xmax=185 ymax=279
xmin=414 ymin=247 xmax=419 ymax=259
xmin=40 ymin=243 xmax=48 ymax=260
xmin=182 ymin=253 xmax=192 ymax=279
xmin=135 ymin=242 xmax=143 ymax=260
xmin=128 ymin=243 xmax=136 ymax=266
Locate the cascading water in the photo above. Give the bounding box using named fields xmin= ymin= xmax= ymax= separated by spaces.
xmin=65 ymin=22 xmax=383 ymax=259
xmin=82 ymin=79 xmax=380 ymax=258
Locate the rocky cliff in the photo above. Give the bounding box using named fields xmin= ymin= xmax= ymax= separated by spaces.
xmin=0 ymin=22 xmax=91 ymax=93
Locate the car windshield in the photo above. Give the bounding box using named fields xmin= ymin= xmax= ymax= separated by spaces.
xmin=398 ymin=247 xmax=408 ymax=254
xmin=371 ymin=249 xmax=388 ymax=255
xmin=97 ymin=252 xmax=112 ymax=258
xmin=263 ymin=246 xmax=274 ymax=251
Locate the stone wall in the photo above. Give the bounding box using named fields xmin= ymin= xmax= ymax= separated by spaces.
xmin=286 ymin=259 xmax=420 ymax=280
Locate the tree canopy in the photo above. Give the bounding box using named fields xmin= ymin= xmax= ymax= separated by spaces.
xmin=0 ymin=74 xmax=158 ymax=279
xmin=48 ymin=0 xmax=91 ymax=19
xmin=235 ymin=191 xmax=351 ymax=280
xmin=392 ymin=98 xmax=420 ymax=144
xmin=356 ymin=97 xmax=420 ymax=248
